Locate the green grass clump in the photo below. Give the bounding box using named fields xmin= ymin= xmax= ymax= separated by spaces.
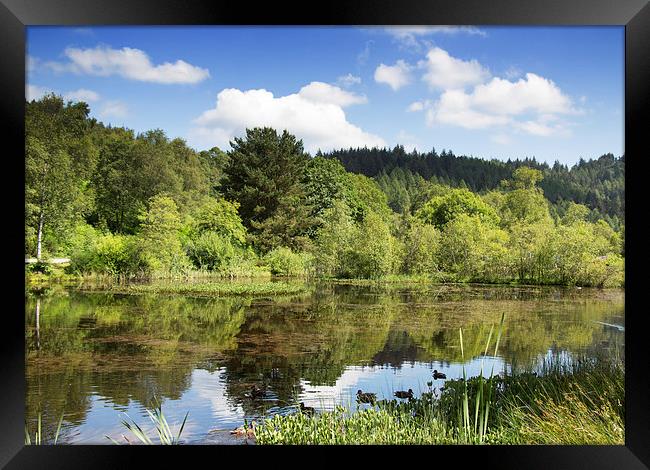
xmin=105 ymin=281 xmax=308 ymax=297
xmin=255 ymin=406 xmax=455 ymax=445
xmin=107 ymin=402 xmax=189 ymax=445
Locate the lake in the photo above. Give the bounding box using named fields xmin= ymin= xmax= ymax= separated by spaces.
xmin=25 ymin=282 xmax=624 ymax=444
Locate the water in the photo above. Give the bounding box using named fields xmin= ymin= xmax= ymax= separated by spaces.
xmin=25 ymin=282 xmax=624 ymax=444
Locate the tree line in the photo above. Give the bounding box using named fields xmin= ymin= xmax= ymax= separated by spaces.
xmin=323 ymin=146 xmax=624 ymax=229
xmin=25 ymin=95 xmax=624 ymax=287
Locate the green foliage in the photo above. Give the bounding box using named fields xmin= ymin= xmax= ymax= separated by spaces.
xmin=23 ymin=99 xmax=624 ymax=287
xmin=416 ymin=188 xmax=500 ymax=228
xmin=185 ymin=232 xmax=251 ymax=273
xmin=26 ymin=261 xmax=53 ymax=275
xmin=399 ymin=219 xmax=440 ymax=275
xmin=303 ymin=157 xmax=355 ymax=222
xmin=327 ymin=147 xmax=624 ymax=222
xmin=264 ymin=247 xmax=313 ymax=277
xmin=25 ymin=94 xmax=97 ymax=258
xmin=251 ymin=192 xmax=315 ymax=254
xmin=137 ymin=194 xmax=190 ymax=273
xmin=345 ymin=211 xmax=399 ymax=279
xmin=346 ymin=173 xmax=393 ymax=221
xmin=220 ymin=127 xmax=311 ymax=230
xmin=508 ymin=166 xmax=544 ymax=190
xmin=437 ymin=214 xmax=511 ymax=282
xmin=561 ymin=202 xmax=591 ymax=225
xmin=188 ymin=197 xmax=247 ymax=244
xmin=68 ymin=232 xmax=148 ymax=277
xmin=312 ymin=200 xmax=357 ymax=278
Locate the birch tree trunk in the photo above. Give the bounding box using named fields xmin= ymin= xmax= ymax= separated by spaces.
xmin=36 ymin=210 xmax=44 ymax=260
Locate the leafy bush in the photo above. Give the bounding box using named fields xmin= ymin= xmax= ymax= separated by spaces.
xmin=26 ymin=261 xmax=53 ymax=275
xmin=185 ymin=231 xmax=251 ymax=273
xmin=264 ymin=247 xmax=313 ymax=277
xmin=68 ymin=233 xmax=148 ymax=277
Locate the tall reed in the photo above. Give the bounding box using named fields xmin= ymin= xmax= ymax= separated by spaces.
xmin=457 ymin=312 xmax=504 ymax=443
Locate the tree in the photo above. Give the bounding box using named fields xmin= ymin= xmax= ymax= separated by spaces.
xmin=399 ymin=219 xmax=440 ymax=275
xmin=561 ymin=202 xmax=590 ymax=225
xmin=189 ymin=197 xmax=248 ymax=245
xmin=25 ymin=94 xmax=97 ymax=258
xmin=303 ymin=156 xmax=355 ymax=223
xmin=437 ymin=214 xmax=510 ymax=282
xmin=346 ymin=211 xmax=398 ymax=279
xmin=220 ymin=127 xmax=310 ymax=234
xmin=416 ymin=188 xmax=500 ymax=228
xmin=313 ymin=200 xmax=357 ymax=277
xmin=499 ymin=167 xmax=552 ymax=227
xmin=137 ymin=194 xmax=188 ymax=272
xmin=25 ymin=137 xmax=77 ymax=258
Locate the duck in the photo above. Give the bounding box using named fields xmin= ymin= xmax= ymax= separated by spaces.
xmin=432 ymin=369 xmax=447 ymax=380
xmin=394 ymin=389 xmax=414 ymax=399
xmin=248 ymin=385 xmax=266 ymax=399
xmin=299 ymin=402 xmax=315 ymax=415
xmin=356 ymin=390 xmax=377 ymax=404
xmin=230 ymin=422 xmax=256 ymax=438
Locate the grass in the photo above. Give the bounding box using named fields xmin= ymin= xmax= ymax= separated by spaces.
xmin=107 ymin=401 xmax=189 ymax=445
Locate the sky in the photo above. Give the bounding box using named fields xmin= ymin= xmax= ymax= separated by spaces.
xmin=26 ymin=26 xmax=624 ymax=165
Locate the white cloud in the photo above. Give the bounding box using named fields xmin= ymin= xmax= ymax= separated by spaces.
xmin=298 ymin=81 xmax=367 ymax=107
xmin=63 ymin=88 xmax=100 ymax=102
xmin=336 ymin=73 xmax=362 ymax=87
xmin=47 ymin=45 xmax=210 ymax=84
xmin=191 ymin=84 xmax=385 ymax=153
xmin=419 ymin=47 xmax=490 ymax=90
xmin=407 ymin=100 xmax=433 ymax=113
xmin=25 ymin=84 xmax=50 ymax=101
xmin=424 ymin=73 xmax=580 ymax=135
xmin=374 ymin=60 xmax=413 ymax=91
xmin=99 ymin=100 xmax=128 ymax=118
xmin=383 ymin=26 xmax=486 ymax=52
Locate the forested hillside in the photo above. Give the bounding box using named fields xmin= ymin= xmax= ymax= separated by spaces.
xmin=323 ymin=147 xmax=624 ymax=229
xmin=25 ymin=95 xmax=624 ymax=287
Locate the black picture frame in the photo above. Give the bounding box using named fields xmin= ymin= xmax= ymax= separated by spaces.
xmin=2 ymin=0 xmax=648 ymax=467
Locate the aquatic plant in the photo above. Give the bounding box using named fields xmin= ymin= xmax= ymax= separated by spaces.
xmin=456 ymin=311 xmax=504 ymax=443
xmin=25 ymin=413 xmax=63 ymax=445
xmin=107 ymin=402 xmax=189 ymax=445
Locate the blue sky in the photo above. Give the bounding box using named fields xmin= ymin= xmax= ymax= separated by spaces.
xmin=26 ymin=26 xmax=623 ymax=165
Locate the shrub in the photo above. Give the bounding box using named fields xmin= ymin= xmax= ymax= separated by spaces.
xmin=185 ymin=231 xmax=250 ymax=273
xmin=68 ymin=233 xmax=148 ymax=277
xmin=264 ymin=247 xmax=313 ymax=276
xmin=26 ymin=260 xmax=52 ymax=275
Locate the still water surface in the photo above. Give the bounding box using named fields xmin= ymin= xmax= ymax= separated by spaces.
xmin=25 ymin=282 xmax=624 ymax=444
